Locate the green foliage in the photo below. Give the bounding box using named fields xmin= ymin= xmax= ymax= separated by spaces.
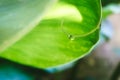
xmin=0 ymin=0 xmax=101 ymax=68
xmin=101 ymin=0 xmax=120 ymax=6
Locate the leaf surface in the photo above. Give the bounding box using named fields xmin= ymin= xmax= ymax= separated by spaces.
xmin=0 ymin=0 xmax=57 ymax=52
xmin=0 ymin=0 xmax=101 ymax=68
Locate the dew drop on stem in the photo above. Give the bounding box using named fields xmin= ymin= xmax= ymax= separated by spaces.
xmin=68 ymin=34 xmax=75 ymax=41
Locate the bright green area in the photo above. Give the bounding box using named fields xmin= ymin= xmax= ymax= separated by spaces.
xmin=0 ymin=0 xmax=101 ymax=68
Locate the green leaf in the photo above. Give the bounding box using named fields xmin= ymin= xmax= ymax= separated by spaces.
xmin=0 ymin=0 xmax=57 ymax=52
xmin=0 ymin=0 xmax=101 ymax=69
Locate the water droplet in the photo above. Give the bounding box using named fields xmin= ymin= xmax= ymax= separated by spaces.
xmin=68 ymin=35 xmax=75 ymax=41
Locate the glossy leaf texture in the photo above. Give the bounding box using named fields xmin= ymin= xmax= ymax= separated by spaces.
xmin=0 ymin=0 xmax=57 ymax=52
xmin=0 ymin=0 xmax=101 ymax=68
